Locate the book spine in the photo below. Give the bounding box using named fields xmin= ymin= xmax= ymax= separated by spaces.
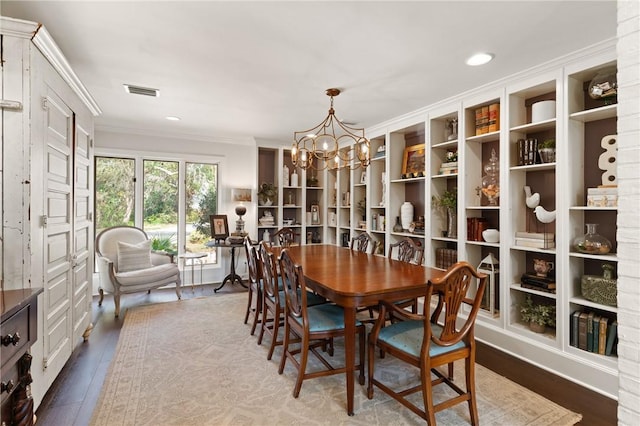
xmin=488 ymin=103 xmax=500 ymax=132
xmin=514 ymin=232 xmax=555 ymax=240
xmin=570 ymin=311 xmax=580 ymax=347
xmin=587 ymin=312 xmax=595 ymax=352
xmin=598 ymin=317 xmax=608 ymax=355
xmin=605 ymin=321 xmax=618 ymax=356
xmin=578 ymin=312 xmax=588 ymax=351
xmin=591 ymin=315 xmax=601 ymax=353
xmin=475 ymin=107 xmax=483 ymax=136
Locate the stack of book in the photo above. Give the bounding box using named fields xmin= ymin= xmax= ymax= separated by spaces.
xmin=514 ymin=231 xmax=555 ymax=249
xmin=438 ymin=161 xmax=458 ymax=175
xmin=570 ymin=311 xmax=618 ymax=356
xmin=467 ymin=217 xmax=488 ymax=242
xmin=586 ymin=186 xmax=618 ymax=207
xmin=474 ymin=103 xmax=500 ymax=135
xmin=520 ymin=272 xmax=556 ymax=293
xmin=435 ymin=248 xmax=457 ymax=270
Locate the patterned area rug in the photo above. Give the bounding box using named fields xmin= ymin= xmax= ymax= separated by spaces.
xmin=90 ymin=293 xmax=581 ymax=425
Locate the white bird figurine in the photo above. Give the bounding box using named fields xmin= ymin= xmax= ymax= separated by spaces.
xmin=524 ymin=186 xmax=540 ymax=209
xmin=534 ymin=205 xmax=556 ymax=223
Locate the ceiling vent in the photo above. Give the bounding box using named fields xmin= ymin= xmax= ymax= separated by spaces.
xmin=123 ymin=84 xmax=160 ymax=97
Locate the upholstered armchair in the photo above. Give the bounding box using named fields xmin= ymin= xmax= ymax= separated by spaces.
xmin=96 ymin=226 xmax=181 ymax=317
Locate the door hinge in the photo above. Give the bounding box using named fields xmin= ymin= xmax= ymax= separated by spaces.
xmin=43 ymin=357 xmax=49 ymax=369
xmin=41 ymin=215 xmax=48 ymax=227
xmin=88 ymin=212 xmax=93 ymax=222
xmin=90 ymin=138 xmax=94 ymax=148
xmin=42 ymin=97 xmax=49 ymax=110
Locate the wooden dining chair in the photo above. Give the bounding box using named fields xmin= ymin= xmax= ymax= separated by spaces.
xmin=271 ymin=227 xmax=296 ymax=247
xmin=257 ymin=241 xmax=285 ymax=360
xmin=243 ymin=236 xmax=262 ymax=335
xmin=367 ymin=261 xmax=487 ymax=425
xmin=388 ymin=237 xmax=425 ymax=314
xmin=277 ymin=249 xmax=366 ymax=398
xmin=350 ymin=232 xmax=375 ymax=253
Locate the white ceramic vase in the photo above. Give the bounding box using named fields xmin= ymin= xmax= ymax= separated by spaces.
xmin=291 ymin=171 xmax=299 ymax=187
xmin=400 ymin=201 xmax=414 ymax=231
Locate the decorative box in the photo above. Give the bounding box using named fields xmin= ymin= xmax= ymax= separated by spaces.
xmin=581 ymin=275 xmax=617 ymax=307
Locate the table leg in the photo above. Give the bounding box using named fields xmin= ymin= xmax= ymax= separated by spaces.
xmin=214 ymin=247 xmax=248 ymax=292
xmin=344 ymin=306 xmax=356 ymax=416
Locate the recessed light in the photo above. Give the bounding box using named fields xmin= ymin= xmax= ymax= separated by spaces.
xmin=165 ymin=116 xmax=181 ymax=121
xmin=466 ymin=53 xmax=495 ymax=66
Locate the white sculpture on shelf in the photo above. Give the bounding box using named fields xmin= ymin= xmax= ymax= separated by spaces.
xmin=598 ymin=134 xmax=617 ymax=186
xmin=524 ymin=186 xmax=540 ymax=209
xmin=534 ymin=205 xmax=556 ymax=224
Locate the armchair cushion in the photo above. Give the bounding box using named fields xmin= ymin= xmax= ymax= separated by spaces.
xmin=378 ymin=320 xmax=466 ymax=358
xmin=115 ymin=263 xmax=181 ymax=287
xmin=117 ymin=240 xmax=153 ymax=272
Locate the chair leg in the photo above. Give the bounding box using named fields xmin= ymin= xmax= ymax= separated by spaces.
xmin=98 ymin=288 xmax=104 ymax=307
xmin=466 ymin=357 xmax=479 ymax=426
xmin=292 ymin=334 xmax=309 ymax=398
xmin=257 ymin=304 xmax=268 ymax=345
xmin=244 ymin=289 xmax=253 ymax=324
xmin=422 ymin=366 xmax=437 ymax=425
xmin=448 ymin=361 xmax=454 ymax=380
xmin=278 ymin=322 xmax=290 ymax=375
xmin=250 ymin=291 xmax=262 ymax=336
xmin=358 ymin=327 xmax=365 ymax=385
xmin=267 ymin=310 xmax=282 ymax=361
xmin=367 ymin=337 xmax=375 ymax=399
xmin=114 ymin=293 xmax=121 ymax=318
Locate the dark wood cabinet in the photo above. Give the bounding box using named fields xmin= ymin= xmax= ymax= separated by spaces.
xmin=1 ymin=289 xmax=42 ymax=426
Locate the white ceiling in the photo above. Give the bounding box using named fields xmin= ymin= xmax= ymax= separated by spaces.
xmin=1 ymin=1 xmax=617 ymax=144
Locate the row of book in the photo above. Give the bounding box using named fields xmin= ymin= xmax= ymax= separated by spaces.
xmin=516 ymin=138 xmax=541 ymax=166
xmin=570 ymin=310 xmax=618 ymax=356
xmin=474 ymin=103 xmax=500 ymax=135
xmin=467 ymin=217 xmax=489 ymax=242
xmin=435 ymin=248 xmax=457 ymax=270
xmin=521 ymin=272 xmax=556 ymax=294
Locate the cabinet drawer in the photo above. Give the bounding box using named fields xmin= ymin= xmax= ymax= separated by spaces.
xmin=0 ymin=359 xmax=19 ymax=406
xmin=0 ymin=305 xmax=30 ymax=367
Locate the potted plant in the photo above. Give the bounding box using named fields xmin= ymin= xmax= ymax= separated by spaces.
xmin=520 ymin=295 xmax=556 ymax=333
xmin=538 ymin=139 xmax=556 ymax=163
xmin=257 ymin=182 xmax=277 ymax=206
xmin=432 ymin=188 xmax=457 ymax=238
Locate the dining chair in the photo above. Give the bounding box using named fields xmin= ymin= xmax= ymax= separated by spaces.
xmin=271 ymin=227 xmax=296 ymax=247
xmin=388 ymin=237 xmax=425 ymax=314
xmin=367 ymin=261 xmax=487 ymax=425
xmin=277 ymin=249 xmax=366 ymax=398
xmin=257 ymin=241 xmax=285 ymax=360
xmin=243 ymin=236 xmax=262 ymax=335
xmin=350 ymin=232 xmax=375 ymax=253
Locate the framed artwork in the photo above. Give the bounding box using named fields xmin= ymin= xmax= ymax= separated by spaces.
xmin=401 ymin=144 xmax=426 ymax=178
xmin=360 ymin=170 xmax=367 ymax=184
xmin=231 ymin=188 xmax=252 ymax=203
xmin=210 ymin=215 xmax=229 ymax=240
xmin=311 ymin=204 xmax=320 ymax=225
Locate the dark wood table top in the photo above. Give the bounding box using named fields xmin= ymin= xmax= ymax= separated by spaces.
xmin=272 ymin=244 xmax=445 ymax=307
xmin=1 ymin=288 xmax=44 ymax=322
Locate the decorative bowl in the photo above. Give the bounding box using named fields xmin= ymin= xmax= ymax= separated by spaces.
xmin=482 ymin=229 xmax=500 ymax=243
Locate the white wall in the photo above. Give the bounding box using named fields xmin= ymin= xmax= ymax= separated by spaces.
xmin=616 ymin=1 xmax=640 ymax=424
xmin=95 ymin=129 xmax=261 ymax=285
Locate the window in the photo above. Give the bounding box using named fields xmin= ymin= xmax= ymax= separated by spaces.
xmin=95 ymin=156 xmax=219 ymax=264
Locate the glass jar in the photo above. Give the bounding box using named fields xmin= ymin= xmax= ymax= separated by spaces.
xmin=588 ymin=67 xmax=617 ymax=104
xmin=481 ymin=149 xmax=500 ymax=206
xmin=574 ymin=223 xmax=612 ymax=254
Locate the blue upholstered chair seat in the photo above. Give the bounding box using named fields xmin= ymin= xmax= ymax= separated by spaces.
xmin=268 ymin=289 xmax=326 ymax=307
xmin=294 ymin=303 xmax=362 ymax=332
xmin=378 ymin=320 xmax=467 ymax=358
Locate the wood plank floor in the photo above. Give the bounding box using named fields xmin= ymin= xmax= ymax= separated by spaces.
xmin=34 ymin=284 xmax=617 ymax=425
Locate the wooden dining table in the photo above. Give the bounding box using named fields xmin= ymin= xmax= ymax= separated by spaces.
xmin=271 ymin=244 xmax=446 ymax=416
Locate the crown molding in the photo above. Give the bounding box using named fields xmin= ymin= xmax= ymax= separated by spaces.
xmin=96 ymin=124 xmax=257 ymax=146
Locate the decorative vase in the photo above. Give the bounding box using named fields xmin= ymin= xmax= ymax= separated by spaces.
xmin=481 ymin=149 xmax=500 ymax=206
xmin=400 ymin=202 xmax=414 ymax=231
xmin=529 ymin=322 xmax=546 ymax=334
xmin=446 ymin=208 xmax=457 ymax=238
xmin=574 ymin=223 xmax=612 ymax=254
xmin=283 ymin=164 xmax=290 ymax=186
xmin=291 ymin=170 xmax=299 ymax=187
xmin=393 ymin=216 xmax=403 ymax=233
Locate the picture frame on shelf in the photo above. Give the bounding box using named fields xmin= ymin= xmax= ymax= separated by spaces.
xmin=401 ymin=144 xmax=426 ymax=178
xmin=360 ymin=170 xmax=367 ymax=184
xmin=210 ymin=215 xmax=229 ymax=241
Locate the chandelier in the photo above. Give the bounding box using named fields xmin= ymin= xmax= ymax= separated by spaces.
xmin=292 ymin=88 xmax=370 ymax=171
